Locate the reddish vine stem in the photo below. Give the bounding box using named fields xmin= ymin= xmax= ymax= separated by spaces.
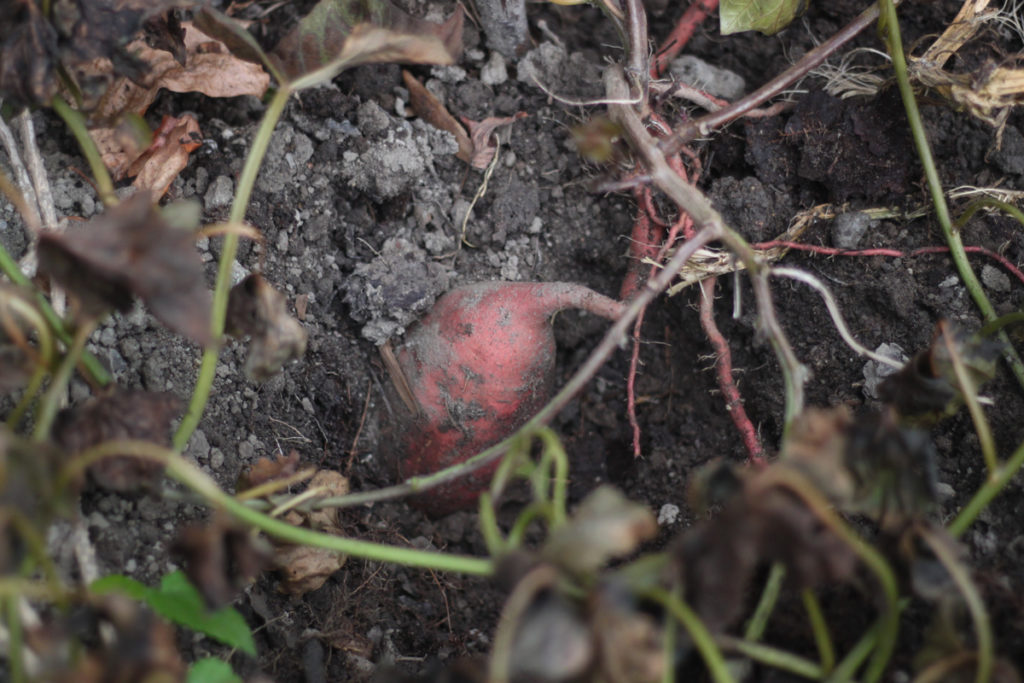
xmin=754 ymin=241 xmax=1024 ymax=286
xmin=651 ymin=0 xmax=720 ymax=78
xmin=660 ymin=1 xmax=888 ymax=156
xmin=700 ymin=277 xmax=765 ymax=464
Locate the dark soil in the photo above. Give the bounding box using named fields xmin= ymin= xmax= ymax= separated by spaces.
xmin=3 ymin=0 xmax=1024 ymax=680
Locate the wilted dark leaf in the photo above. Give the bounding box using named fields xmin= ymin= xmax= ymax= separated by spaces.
xmin=542 ymin=486 xmax=657 ymax=575
xmin=0 ymin=0 xmax=194 ymax=106
xmin=142 ymin=8 xmax=186 ymax=66
xmin=678 ymin=463 xmax=857 ymax=631
xmin=508 ymin=592 xmax=593 ymax=681
xmin=880 ymin=321 xmax=1001 ymax=423
xmin=37 ymin=192 xmax=213 ymax=345
xmin=0 ymin=426 xmax=68 ymax=573
xmin=53 ymin=388 xmax=180 ymax=491
xmin=268 ymin=0 xmax=463 ymax=88
xmin=590 ymin=585 xmax=664 ymax=683
xmin=226 ymin=274 xmax=307 ymax=381
xmin=172 ymin=518 xmax=271 ymax=608
xmin=0 ymin=0 xmax=59 ymax=106
xmin=47 ymin=595 xmax=186 ymax=683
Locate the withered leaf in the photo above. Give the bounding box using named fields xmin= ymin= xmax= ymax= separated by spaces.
xmin=172 ymin=518 xmax=271 ymax=608
xmin=226 ymin=274 xmax=307 ymax=381
xmin=142 ymin=8 xmax=187 ymax=66
xmin=238 ymin=450 xmax=302 ymax=492
xmin=53 ymin=388 xmax=180 ymax=492
xmin=542 ymin=486 xmax=657 ymax=575
xmin=880 ymin=321 xmax=1000 ymax=423
xmin=0 ymin=0 xmax=59 ymax=106
xmin=678 ymin=463 xmax=857 ymax=631
xmin=463 ymin=113 xmax=528 ymax=169
xmin=402 ymin=69 xmax=471 ymax=162
xmin=273 ymin=470 xmax=350 ymax=595
xmin=85 ymin=21 xmax=268 ymax=179
xmin=269 ymin=0 xmax=463 ymax=88
xmin=126 ymin=114 xmax=202 ymax=198
xmin=37 ymin=192 xmax=213 ymax=345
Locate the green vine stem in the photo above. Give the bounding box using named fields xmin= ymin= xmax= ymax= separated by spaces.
xmin=31 ymin=317 xmax=97 ymax=441
xmin=879 ymin=0 xmax=1024 ymax=392
xmin=802 ymin=588 xmax=836 ymax=674
xmin=2 ymin=292 xmax=54 ymax=428
xmin=948 ymin=437 xmax=1024 ymax=537
xmin=757 ymin=468 xmax=900 ymax=683
xmin=64 ymin=440 xmax=493 ymax=576
xmin=0 ymin=241 xmax=110 ymax=386
xmin=953 ymin=197 xmax=1024 ymax=232
xmin=941 ymin=325 xmax=998 ymax=477
xmin=743 ymin=562 xmax=785 ymax=641
xmin=174 ymin=86 xmax=291 ymax=450
xmin=4 ymin=596 xmax=25 ymax=683
xmin=50 ymin=96 xmax=116 ymax=207
xmin=716 ymin=635 xmax=823 ymax=680
xmin=918 ymin=525 xmax=993 ymax=683
xmin=644 ymin=586 xmax=735 ymax=683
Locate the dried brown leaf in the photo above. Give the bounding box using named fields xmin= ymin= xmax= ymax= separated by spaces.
xmin=462 ymin=113 xmax=528 ymax=169
xmin=127 ymin=114 xmax=203 ymax=198
xmin=542 ymin=486 xmax=657 ymax=575
xmin=53 ymin=388 xmax=180 ymax=492
xmin=226 ymin=274 xmax=308 ymax=381
xmin=239 ymin=450 xmax=303 ymax=491
xmin=37 ymin=192 xmax=213 ymax=345
xmin=402 ymin=69 xmax=471 ymax=162
xmin=269 ymin=0 xmax=463 ymax=87
xmin=84 ymin=22 xmax=268 ymax=179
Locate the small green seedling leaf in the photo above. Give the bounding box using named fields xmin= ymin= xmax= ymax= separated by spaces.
xmin=187 ymin=657 xmax=243 ymax=683
xmin=92 ymin=570 xmax=257 ymax=656
xmin=720 ymin=0 xmax=807 ymax=35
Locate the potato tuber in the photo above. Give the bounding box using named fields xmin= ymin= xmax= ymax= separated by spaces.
xmin=381 ymin=281 xmax=624 ymax=516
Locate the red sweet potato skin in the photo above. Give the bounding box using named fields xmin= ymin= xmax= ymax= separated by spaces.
xmin=382 ymin=282 xmax=560 ymax=515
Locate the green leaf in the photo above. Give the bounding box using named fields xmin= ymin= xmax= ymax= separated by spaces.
xmin=269 ymin=0 xmax=463 ymax=90
xmin=187 ymin=658 xmax=243 ymax=683
xmin=720 ymin=0 xmax=807 ymax=35
xmin=91 ymin=571 xmax=257 ymax=657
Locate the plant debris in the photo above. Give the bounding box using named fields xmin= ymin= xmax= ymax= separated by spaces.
xmin=225 ymin=273 xmax=308 ymax=382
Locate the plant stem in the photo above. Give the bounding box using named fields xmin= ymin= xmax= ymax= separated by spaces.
xmin=717 ymin=635 xmax=824 ymax=680
xmin=68 ymin=440 xmax=494 ymax=575
xmin=4 ymin=597 xmax=24 ymax=683
xmin=645 ymin=586 xmax=734 ymax=683
xmin=941 ymin=324 xmax=998 ymax=477
xmin=802 ymin=588 xmax=836 ymax=674
xmin=174 ymin=86 xmax=291 ymax=450
xmin=661 ymin=2 xmax=888 ymax=157
xmin=50 ymin=96 xmax=116 ymax=207
xmin=948 ymin=437 xmax=1024 ymax=537
xmin=918 ymin=525 xmax=992 ymax=683
xmin=879 ymin=0 xmax=1024 ymax=391
xmin=743 ymin=562 xmax=785 ymax=641
xmin=32 ymin=318 xmax=96 ymax=441
xmin=0 ymin=241 xmax=110 ymax=386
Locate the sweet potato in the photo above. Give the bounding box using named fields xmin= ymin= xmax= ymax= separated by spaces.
xmin=381 ymin=281 xmax=624 ymax=515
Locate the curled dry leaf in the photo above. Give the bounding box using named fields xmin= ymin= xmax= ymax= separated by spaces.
xmin=542 ymin=486 xmax=657 ymax=575
xmin=85 ymin=21 xmax=269 ymax=181
xmin=273 ymin=470 xmax=350 ymax=595
xmin=126 ymin=113 xmax=202 ymax=198
xmin=238 ymin=450 xmax=303 ymax=492
xmin=37 ymin=192 xmax=213 ymax=345
xmin=402 ymin=69 xmax=472 ymax=163
xmin=462 ymin=113 xmax=528 ymax=169
xmin=0 ymin=0 xmax=190 ymax=107
xmin=678 ymin=461 xmax=857 ymax=631
xmin=226 ymin=274 xmax=308 ymax=381
xmin=172 ymin=517 xmax=271 ymax=608
xmin=591 ymin=586 xmax=665 ymax=683
xmin=268 ymin=0 xmax=464 ymax=87
xmin=53 ymin=388 xmax=180 ymax=492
